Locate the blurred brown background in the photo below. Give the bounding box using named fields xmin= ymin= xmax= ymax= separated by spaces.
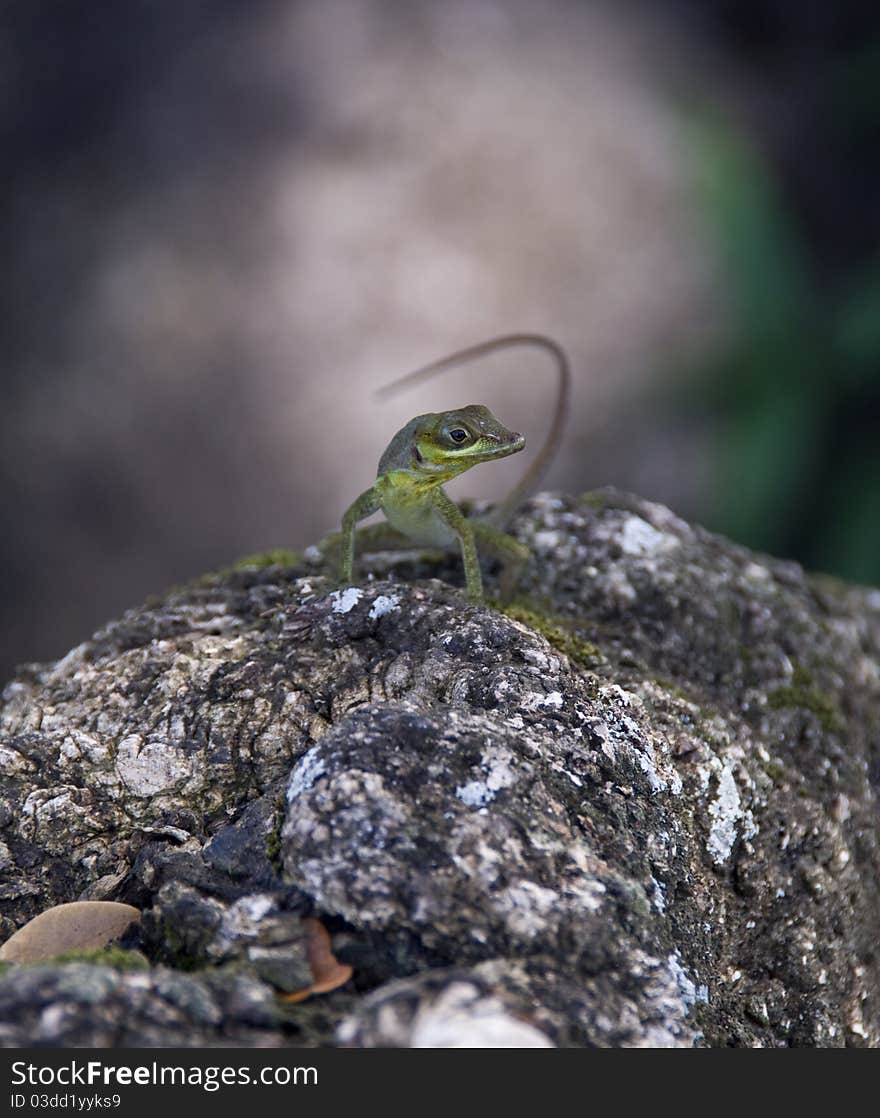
xmin=2 ymin=0 xmax=879 ymax=683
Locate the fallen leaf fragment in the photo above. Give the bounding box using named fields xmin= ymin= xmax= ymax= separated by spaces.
xmin=0 ymin=901 xmax=141 ymax=964
xmin=279 ymin=917 xmax=353 ymax=1002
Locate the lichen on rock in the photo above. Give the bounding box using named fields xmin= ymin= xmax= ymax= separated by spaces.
xmin=0 ymin=489 xmax=878 ymax=1047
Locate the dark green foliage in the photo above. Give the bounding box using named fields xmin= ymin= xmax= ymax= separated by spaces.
xmin=679 ymin=92 xmax=880 ymax=586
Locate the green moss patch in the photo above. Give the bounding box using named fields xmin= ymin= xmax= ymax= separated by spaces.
xmin=496 ymin=599 xmax=604 ymax=670
xmin=231 ymin=549 xmax=302 ymax=571
xmin=266 ymin=795 xmax=286 ymax=875
xmin=47 ymin=946 xmax=149 ymax=971
xmin=766 ymin=666 xmax=845 ymax=733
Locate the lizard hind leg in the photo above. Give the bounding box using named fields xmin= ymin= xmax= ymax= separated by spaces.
xmin=472 ymin=520 xmax=530 ymax=601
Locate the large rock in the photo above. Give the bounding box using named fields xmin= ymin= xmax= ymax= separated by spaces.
xmin=1 ymin=490 xmax=878 ymax=1047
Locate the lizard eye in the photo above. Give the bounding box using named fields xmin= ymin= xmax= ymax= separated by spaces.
xmin=448 ymin=428 xmax=469 ymax=444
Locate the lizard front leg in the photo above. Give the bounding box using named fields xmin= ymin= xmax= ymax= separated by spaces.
xmin=430 ymin=487 xmax=483 ymax=601
xmin=339 ymin=486 xmax=381 ymax=584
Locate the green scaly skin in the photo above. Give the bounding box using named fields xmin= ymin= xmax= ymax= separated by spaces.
xmin=338 ymin=334 xmax=570 ymax=602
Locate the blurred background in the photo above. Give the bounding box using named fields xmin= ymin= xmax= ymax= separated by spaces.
xmin=2 ymin=0 xmax=878 ymax=682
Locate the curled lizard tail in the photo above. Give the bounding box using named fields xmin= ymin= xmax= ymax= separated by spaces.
xmin=375 ymin=333 xmax=571 ymax=528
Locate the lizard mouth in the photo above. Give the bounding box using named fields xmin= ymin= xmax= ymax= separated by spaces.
xmin=479 ymin=432 xmax=525 ymax=460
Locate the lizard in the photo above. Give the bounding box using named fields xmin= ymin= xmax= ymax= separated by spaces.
xmin=336 ymin=333 xmax=571 ymax=602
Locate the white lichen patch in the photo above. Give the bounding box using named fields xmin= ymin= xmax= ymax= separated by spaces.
xmin=620 ymin=515 xmax=679 ymax=557
xmin=561 ymin=876 xmax=606 ymax=913
xmin=409 ymin=984 xmax=554 ymax=1048
xmin=446 ymin=824 xmax=519 ymax=894
xmin=455 ymin=782 xmax=492 ymax=808
xmin=667 ymin=952 xmax=709 ymax=1007
xmin=368 ymin=593 xmax=400 ymax=619
xmin=0 ymin=744 xmax=34 ymax=774
xmin=640 ymin=735 xmax=683 ymax=796
xmin=455 ymin=745 xmax=519 ymax=808
xmin=330 ymin=587 xmax=363 ymax=614
xmin=707 ymin=764 xmax=740 ymax=862
xmin=522 ymin=505 xmax=589 ymax=566
xmin=531 ymin=529 xmax=564 ymax=555
xmin=115 ymin=736 xmax=194 ymax=796
xmin=633 ymin=740 xmax=666 ymax=794
xmin=337 ymin=980 xmax=554 ymax=1048
xmin=603 ymin=567 xmax=638 ymax=605
xmin=705 ymin=760 xmax=756 ymax=864
xmin=21 ymin=789 xmax=77 ymax=823
xmin=286 ymin=744 xmax=328 ymax=802
xmin=601 ymin=684 xmax=637 ymax=708
xmin=520 ymin=690 xmax=564 ymax=712
xmin=616 ymin=950 xmax=705 ymax=1047
xmin=595 ymin=688 xmax=683 ymax=796
xmin=499 ymin=880 xmax=561 ymax=938
xmin=59 ymin=732 xmax=109 ymax=766
xmin=178 ymin=603 xmax=235 ymax=633
xmin=211 ymin=893 xmax=278 ymax=958
xmin=519 ymin=647 xmax=556 ymax=671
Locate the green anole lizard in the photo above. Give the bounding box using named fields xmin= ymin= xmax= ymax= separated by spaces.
xmin=338 ymin=333 xmax=571 ymax=602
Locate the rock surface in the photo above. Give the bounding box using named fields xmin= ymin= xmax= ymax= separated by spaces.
xmin=1 ymin=489 xmax=878 ymax=1047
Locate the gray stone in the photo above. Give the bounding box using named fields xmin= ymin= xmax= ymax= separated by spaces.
xmin=0 ymin=490 xmax=877 ymax=1046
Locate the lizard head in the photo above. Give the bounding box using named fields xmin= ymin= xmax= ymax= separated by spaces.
xmin=407 ymin=405 xmax=525 ymax=481
xmin=377 ymin=405 xmax=525 ymax=482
